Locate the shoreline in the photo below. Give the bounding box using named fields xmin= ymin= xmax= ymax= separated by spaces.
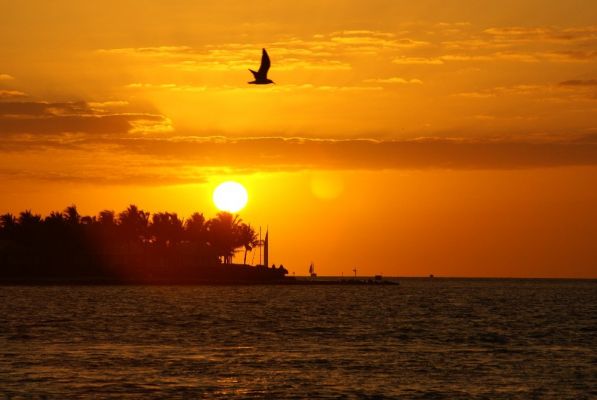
xmin=0 ymin=278 xmax=400 ymax=286
xmin=1 ymin=276 xmax=594 ymax=285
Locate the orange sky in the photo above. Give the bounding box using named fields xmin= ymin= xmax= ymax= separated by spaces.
xmin=1 ymin=1 xmax=596 ymax=277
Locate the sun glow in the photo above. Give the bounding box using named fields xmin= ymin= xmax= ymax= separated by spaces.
xmin=213 ymin=181 xmax=248 ymax=212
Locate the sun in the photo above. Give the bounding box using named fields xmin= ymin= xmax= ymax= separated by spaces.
xmin=213 ymin=181 xmax=248 ymax=213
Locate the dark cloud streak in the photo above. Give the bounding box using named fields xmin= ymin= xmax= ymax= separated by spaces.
xmin=1 ymin=135 xmax=596 ymax=186
xmin=0 ymin=101 xmax=169 ymax=135
xmin=109 ymin=136 xmax=597 ymax=170
xmin=559 ymin=79 xmax=597 ymax=87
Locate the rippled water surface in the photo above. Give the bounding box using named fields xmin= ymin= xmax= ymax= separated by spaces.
xmin=1 ymin=279 xmax=596 ymax=399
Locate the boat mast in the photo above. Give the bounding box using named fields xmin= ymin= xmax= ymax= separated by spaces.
xmin=264 ymin=228 xmax=269 ymax=268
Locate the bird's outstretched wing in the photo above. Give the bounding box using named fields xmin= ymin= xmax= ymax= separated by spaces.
xmin=257 ymin=48 xmax=271 ymax=76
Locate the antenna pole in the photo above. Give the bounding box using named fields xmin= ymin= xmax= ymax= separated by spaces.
xmin=264 ymin=226 xmax=269 ymax=269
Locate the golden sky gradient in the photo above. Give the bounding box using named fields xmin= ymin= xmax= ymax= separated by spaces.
xmin=1 ymin=1 xmax=596 ymax=277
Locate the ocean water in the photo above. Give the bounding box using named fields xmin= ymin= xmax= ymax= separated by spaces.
xmin=0 ymin=279 xmax=595 ymax=399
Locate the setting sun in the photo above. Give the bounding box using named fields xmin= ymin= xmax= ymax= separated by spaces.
xmin=213 ymin=181 xmax=249 ymax=213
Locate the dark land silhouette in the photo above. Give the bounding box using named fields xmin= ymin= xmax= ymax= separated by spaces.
xmin=0 ymin=205 xmax=288 ymax=284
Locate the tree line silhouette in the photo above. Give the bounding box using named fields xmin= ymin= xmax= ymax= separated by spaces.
xmin=0 ymin=205 xmax=286 ymax=283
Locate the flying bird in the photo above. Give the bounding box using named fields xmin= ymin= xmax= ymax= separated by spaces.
xmin=248 ymin=48 xmax=274 ymax=84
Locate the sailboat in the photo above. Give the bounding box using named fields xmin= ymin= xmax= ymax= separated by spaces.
xmin=309 ymin=262 xmax=317 ymax=278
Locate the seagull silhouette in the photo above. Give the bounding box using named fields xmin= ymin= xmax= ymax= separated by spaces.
xmin=248 ymin=48 xmax=274 ymax=84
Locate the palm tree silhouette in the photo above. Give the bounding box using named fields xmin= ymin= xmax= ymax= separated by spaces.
xmin=44 ymin=211 xmax=68 ymax=244
xmin=98 ymin=210 xmax=116 ymax=225
xmin=0 ymin=213 xmax=17 ymax=240
xmin=64 ymin=205 xmax=80 ymax=225
xmin=91 ymin=210 xmax=117 ymax=254
xmin=185 ymin=212 xmax=206 ymax=244
xmin=118 ymin=205 xmax=150 ymax=243
xmin=45 ymin=211 xmax=66 ymax=225
xmin=16 ymin=210 xmax=42 ymax=245
xmin=237 ymin=223 xmax=259 ymax=265
xmin=151 ymin=212 xmax=184 ymax=247
xmin=206 ymin=212 xmax=242 ymax=264
xmin=18 ymin=210 xmax=42 ymax=226
xmin=0 ymin=204 xmax=289 ymax=283
xmin=0 ymin=213 xmax=17 ymax=230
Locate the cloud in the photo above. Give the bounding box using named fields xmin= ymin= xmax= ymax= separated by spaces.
xmin=88 ymin=100 xmax=130 ymax=109
xmin=438 ymin=54 xmax=494 ymax=62
xmin=96 ymin=46 xmax=192 ymax=56
xmin=0 ymin=101 xmax=89 ymax=116
xmin=441 ymin=38 xmax=510 ymax=50
xmin=428 ymin=24 xmax=597 ymax=65
xmin=333 ymin=30 xmax=397 ymax=38
xmin=98 ymin=41 xmax=353 ymax=72
xmin=483 ymin=26 xmax=551 ymax=41
xmin=126 ymin=83 xmax=208 ymax=92
xmin=364 ymin=77 xmax=423 ymax=84
xmin=125 ymin=82 xmax=381 ymax=93
xmin=0 ymin=74 xmax=14 ymax=81
xmin=93 ymin=25 xmax=597 ymax=90
xmin=431 ymin=22 xmax=472 ymax=35
xmin=0 ymin=166 xmax=207 ymax=186
xmin=454 ymin=82 xmax=597 ymax=101
xmin=95 ymin=136 xmax=597 ymax=171
xmin=330 ymin=32 xmax=428 ymax=48
xmin=454 ymin=91 xmax=496 ymax=99
xmin=395 ymin=51 xmax=595 ymax=66
xmin=0 ymin=90 xmax=27 ymax=99
xmin=559 ymin=79 xmax=597 ymax=87
xmin=2 ymin=135 xmax=596 ymax=186
xmin=97 ymin=30 xmax=431 ymax=73
xmin=393 ymin=57 xmax=444 ymax=65
xmin=483 ymin=26 xmax=597 ymax=43
xmin=542 ymin=50 xmax=597 ymax=62
xmin=0 ymin=101 xmax=172 ymax=135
